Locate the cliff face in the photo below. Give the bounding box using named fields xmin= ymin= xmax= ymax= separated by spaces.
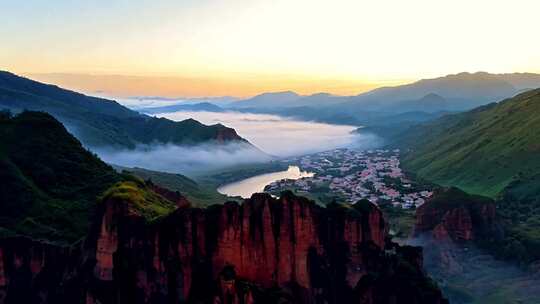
xmin=88 ymin=193 xmax=390 ymax=303
xmin=414 ymin=188 xmax=499 ymax=243
xmin=412 ymin=188 xmax=502 ymax=278
xmin=0 ymin=192 xmax=446 ymax=304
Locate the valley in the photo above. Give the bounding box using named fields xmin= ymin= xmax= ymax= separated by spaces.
xmin=217 ymin=165 xmax=314 ymax=198
xmin=4 ymin=2 xmax=540 ymax=303
xmin=265 ymin=149 xmax=433 ymax=207
xmin=2 ymin=72 xmax=540 ymax=304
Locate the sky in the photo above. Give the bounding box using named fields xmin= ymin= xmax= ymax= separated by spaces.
xmin=2 ymin=0 xmax=540 ymax=97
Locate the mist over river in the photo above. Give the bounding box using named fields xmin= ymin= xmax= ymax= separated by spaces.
xmin=96 ymin=111 xmax=381 ymax=176
xmin=157 ymin=111 xmax=381 ymax=157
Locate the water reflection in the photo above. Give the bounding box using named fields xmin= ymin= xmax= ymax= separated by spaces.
xmin=218 ymin=166 xmax=314 ymax=198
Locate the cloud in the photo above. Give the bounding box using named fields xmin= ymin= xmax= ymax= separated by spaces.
xmin=89 ymin=111 xmax=382 ymax=176
xmin=94 ymin=141 xmax=271 ymax=175
xmin=156 ymin=111 xmax=382 ymax=157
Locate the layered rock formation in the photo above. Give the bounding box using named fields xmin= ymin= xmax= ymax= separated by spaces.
xmin=414 ymin=187 xmax=499 ymax=243
xmin=0 ymin=191 xmax=446 ymax=304
xmin=412 ymin=187 xmax=503 ymax=277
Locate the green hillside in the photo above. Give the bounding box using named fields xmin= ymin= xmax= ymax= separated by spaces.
xmin=0 ymin=111 xmax=120 ymax=243
xmin=0 ymin=111 xmax=179 ymax=244
xmin=396 ymin=89 xmax=540 ymax=200
xmin=115 ymin=166 xmax=230 ymax=206
xmin=0 ymin=71 xmax=246 ymax=148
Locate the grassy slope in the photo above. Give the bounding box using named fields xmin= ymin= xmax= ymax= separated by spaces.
xmin=392 ymin=89 xmax=540 ymax=263
xmin=397 ymin=89 xmax=540 ymax=199
xmin=0 ymin=111 xmax=120 ymax=243
xmin=116 ymin=166 xmax=230 ymax=207
xmin=101 ymin=177 xmax=176 ymax=222
xmin=0 ymin=111 xmax=179 ymax=243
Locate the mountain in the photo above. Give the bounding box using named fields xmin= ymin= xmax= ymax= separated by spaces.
xmin=0 ymin=111 xmax=121 ymax=243
xmin=392 ymin=89 xmax=540 ymax=266
xmin=0 ymin=71 xmax=246 ymax=148
xmin=391 ymin=93 xmax=448 ymax=113
xmin=141 ymin=102 xmax=225 ymax=114
xmin=344 ymin=72 xmax=520 ymax=111
xmin=413 ymin=187 xmax=499 ymax=243
xmin=0 ymin=112 xmax=446 ymax=303
xmin=123 ymin=96 xmax=237 ymax=110
xmin=330 ymin=72 xmax=540 ymax=118
xmin=230 ymin=72 xmax=540 ymax=129
xmin=498 ymin=72 xmax=540 ymax=91
xmin=394 ymin=88 xmax=540 ymax=200
xmin=231 ymin=91 xmax=301 ymax=108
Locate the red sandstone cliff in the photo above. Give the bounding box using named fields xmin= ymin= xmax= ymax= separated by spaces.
xmin=84 ymin=192 xmax=445 ymax=303
xmin=89 ymin=193 xmax=388 ymax=302
xmin=414 ymin=187 xmax=498 ymax=243
xmin=412 ymin=188 xmax=501 ymax=277
xmin=0 ymin=190 xmax=446 ymax=304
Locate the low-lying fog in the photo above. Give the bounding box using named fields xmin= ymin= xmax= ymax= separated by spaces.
xmin=93 ymin=111 xmax=381 ymax=176
xmin=408 ymin=236 xmax=540 ymax=304
xmin=94 ymin=141 xmax=271 ymax=175
xmin=157 ymin=111 xmax=381 ymax=157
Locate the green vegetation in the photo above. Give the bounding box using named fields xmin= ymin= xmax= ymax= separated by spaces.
xmin=116 ymin=166 xmax=230 ymax=206
xmin=0 ymin=111 xmax=120 ymax=243
xmin=0 ymin=111 xmax=180 ymax=243
xmin=395 ymin=89 xmax=540 ymax=200
xmin=101 ymin=179 xmax=176 ymax=222
xmin=392 ymin=89 xmax=540 ymax=264
xmin=489 ymin=195 xmax=540 ymax=263
xmin=0 ymin=71 xmax=245 ymax=148
xmin=390 ymin=87 xmax=540 ymax=264
xmin=421 ymin=187 xmax=493 ymax=212
xmin=378 ymin=203 xmax=416 ymax=239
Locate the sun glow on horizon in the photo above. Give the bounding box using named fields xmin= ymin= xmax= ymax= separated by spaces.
xmin=2 ymin=0 xmax=540 ymax=97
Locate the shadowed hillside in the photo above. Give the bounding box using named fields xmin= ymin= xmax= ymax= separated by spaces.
xmin=0 ymin=71 xmax=247 ymax=149
xmin=0 ymin=111 xmax=120 ymax=243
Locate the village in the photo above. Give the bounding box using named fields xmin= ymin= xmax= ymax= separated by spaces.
xmin=264 ymin=148 xmax=433 ymax=209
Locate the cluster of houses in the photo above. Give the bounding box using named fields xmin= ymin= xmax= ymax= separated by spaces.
xmin=265 ymin=149 xmax=433 ymax=208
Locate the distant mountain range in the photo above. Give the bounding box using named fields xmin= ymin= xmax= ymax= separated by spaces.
xmin=220 ymin=72 xmax=540 ymax=127
xmin=0 ymin=71 xmax=246 ymax=149
xmin=140 ymin=72 xmax=540 ymax=132
xmin=232 ymin=72 xmax=540 ymax=111
xmin=141 ymin=102 xmax=225 ymax=114
xmin=121 ymin=95 xmax=238 ymax=110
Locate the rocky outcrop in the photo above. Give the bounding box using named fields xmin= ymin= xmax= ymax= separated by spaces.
xmin=412 ymin=187 xmax=503 ymax=279
xmin=0 ymin=192 xmax=446 ymax=304
xmin=414 ymin=187 xmax=499 ymax=243
xmin=147 ymin=181 xmax=191 ymax=208
xmin=0 ymin=238 xmax=83 ymax=304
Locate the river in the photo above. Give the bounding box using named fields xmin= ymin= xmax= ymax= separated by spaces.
xmin=217 ymin=165 xmax=314 ymax=198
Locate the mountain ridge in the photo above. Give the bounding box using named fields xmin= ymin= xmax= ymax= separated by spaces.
xmin=0 ymin=71 xmax=247 ymax=149
xmin=231 ymin=72 xmax=540 ymax=112
xmin=394 ymin=88 xmax=540 ymax=199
